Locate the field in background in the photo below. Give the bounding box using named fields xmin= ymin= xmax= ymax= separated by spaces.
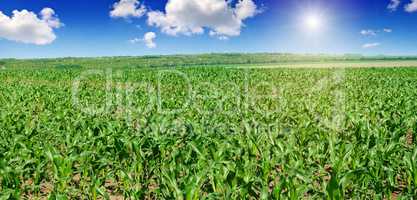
xmin=1 ymin=54 xmax=417 ymax=199
xmin=2 ymin=53 xmax=417 ymax=69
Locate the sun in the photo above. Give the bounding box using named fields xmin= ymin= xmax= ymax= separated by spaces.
xmin=304 ymin=14 xmax=323 ymax=32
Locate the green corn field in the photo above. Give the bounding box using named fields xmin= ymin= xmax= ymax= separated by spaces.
xmin=0 ymin=56 xmax=417 ymax=199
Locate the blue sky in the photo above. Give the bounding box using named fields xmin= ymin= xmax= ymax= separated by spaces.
xmin=0 ymin=0 xmax=417 ymax=58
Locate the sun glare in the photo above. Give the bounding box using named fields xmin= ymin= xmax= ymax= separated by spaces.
xmin=304 ymin=14 xmax=323 ymax=32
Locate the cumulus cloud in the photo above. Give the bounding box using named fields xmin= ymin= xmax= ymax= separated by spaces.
xmin=40 ymin=8 xmax=63 ymax=28
xmin=383 ymin=28 xmax=393 ymax=33
xmin=143 ymin=32 xmax=156 ymax=48
xmin=360 ymin=29 xmax=377 ymax=36
xmin=147 ymin=0 xmax=259 ymax=39
xmin=388 ymin=0 xmax=401 ymax=11
xmin=235 ymin=0 xmax=258 ymax=20
xmin=0 ymin=8 xmax=62 ymax=45
xmin=405 ymin=0 xmax=417 ymax=12
xmin=362 ymin=43 xmax=380 ymax=49
xmin=110 ymin=0 xmax=146 ymax=18
xmin=129 ymin=32 xmax=156 ymax=48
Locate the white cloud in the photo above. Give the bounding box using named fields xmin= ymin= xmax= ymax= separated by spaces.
xmin=388 ymin=0 xmax=417 ymax=13
xmin=405 ymin=0 xmax=417 ymax=12
xmin=110 ymin=0 xmax=146 ymax=18
xmin=143 ymin=32 xmax=156 ymax=48
xmin=388 ymin=0 xmax=401 ymax=11
xmin=216 ymin=34 xmax=229 ymax=40
xmin=360 ymin=29 xmax=377 ymax=36
xmin=129 ymin=38 xmax=141 ymax=44
xmin=235 ymin=0 xmax=259 ymax=20
xmin=40 ymin=8 xmax=63 ymax=28
xmin=362 ymin=43 xmax=380 ymax=49
xmin=0 ymin=8 xmax=62 ymax=45
xmin=129 ymin=32 xmax=156 ymax=48
xmin=147 ymin=0 xmax=259 ymax=39
xmin=360 ymin=28 xmax=393 ymax=36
